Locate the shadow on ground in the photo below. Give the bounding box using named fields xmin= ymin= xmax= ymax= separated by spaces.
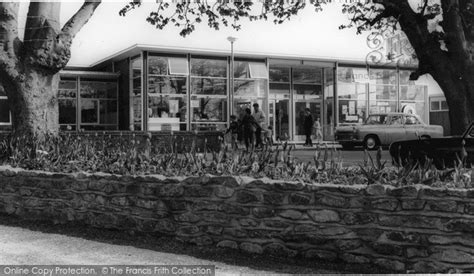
xmin=0 ymin=213 xmax=391 ymax=274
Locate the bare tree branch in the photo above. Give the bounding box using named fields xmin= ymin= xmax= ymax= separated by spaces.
xmin=421 ymin=0 xmax=429 ymax=16
xmin=61 ymin=0 xmax=102 ymax=43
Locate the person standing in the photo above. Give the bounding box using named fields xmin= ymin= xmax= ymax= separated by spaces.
xmin=252 ymin=103 xmax=266 ymax=148
xmin=225 ymin=115 xmax=239 ymax=150
xmin=240 ymin=108 xmax=258 ymax=151
xmin=314 ymin=117 xmax=323 ymax=143
xmin=303 ymin=108 xmax=314 ymax=147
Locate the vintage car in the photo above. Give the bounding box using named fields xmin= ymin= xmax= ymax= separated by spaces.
xmin=335 ymin=113 xmax=444 ymax=150
xmin=390 ymin=122 xmax=474 ymax=168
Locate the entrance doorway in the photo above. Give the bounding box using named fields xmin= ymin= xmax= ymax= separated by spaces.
xmin=269 ymin=99 xmax=290 ymax=142
xmin=293 ymin=101 xmax=322 ymax=142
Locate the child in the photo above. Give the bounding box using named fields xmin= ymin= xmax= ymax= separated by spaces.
xmin=313 ymin=117 xmax=323 ymax=143
xmin=265 ymin=125 xmax=274 ymax=146
xmin=226 ymin=115 xmax=239 ymax=150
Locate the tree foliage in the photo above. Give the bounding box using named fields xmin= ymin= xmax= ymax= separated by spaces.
xmin=119 ymin=0 xmax=325 ymax=37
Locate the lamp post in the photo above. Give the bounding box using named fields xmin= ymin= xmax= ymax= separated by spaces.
xmin=227 ymin=36 xmax=237 ymax=120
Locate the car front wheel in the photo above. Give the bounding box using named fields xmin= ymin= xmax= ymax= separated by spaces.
xmin=364 ymin=135 xmax=380 ymax=150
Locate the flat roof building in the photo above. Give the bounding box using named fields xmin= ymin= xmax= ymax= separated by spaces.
xmin=0 ymin=44 xmax=443 ymax=141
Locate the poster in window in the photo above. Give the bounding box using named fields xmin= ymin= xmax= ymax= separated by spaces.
xmin=169 ymin=99 xmax=179 ymax=115
xmin=349 ymin=101 xmax=355 ymax=115
xmin=191 ymin=100 xmax=200 ymax=108
xmin=342 ymin=105 xmax=348 ymax=115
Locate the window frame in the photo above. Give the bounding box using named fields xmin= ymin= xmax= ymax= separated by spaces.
xmin=190 ymin=56 xmax=228 ymax=128
xmin=79 ymin=78 xmax=119 ymax=130
xmin=429 ymin=98 xmax=449 ymax=112
xmin=58 ymin=78 xmax=78 ymax=130
xmin=0 ymin=95 xmax=11 ymax=125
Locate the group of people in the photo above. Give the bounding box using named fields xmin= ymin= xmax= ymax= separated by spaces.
xmin=225 ymin=104 xmax=324 ymax=150
xmin=225 ymin=103 xmax=272 ymax=151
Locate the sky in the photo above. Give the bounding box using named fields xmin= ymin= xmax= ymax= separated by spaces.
xmin=18 ymin=1 xmax=375 ymax=67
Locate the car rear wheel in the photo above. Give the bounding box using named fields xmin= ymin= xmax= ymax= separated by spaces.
xmin=364 ymin=135 xmax=380 ymax=150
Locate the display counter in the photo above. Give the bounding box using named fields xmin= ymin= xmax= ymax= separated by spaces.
xmin=148 ymin=117 xmax=180 ymax=131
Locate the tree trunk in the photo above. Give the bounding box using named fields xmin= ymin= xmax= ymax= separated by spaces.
xmin=4 ymin=70 xmax=59 ymax=136
xmin=0 ymin=1 xmax=100 ymax=137
xmin=431 ymin=70 xmax=474 ymax=135
xmin=392 ymin=1 xmax=474 ymax=135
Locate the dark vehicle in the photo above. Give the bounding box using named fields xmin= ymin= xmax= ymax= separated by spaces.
xmin=389 ymin=122 xmax=474 ymax=168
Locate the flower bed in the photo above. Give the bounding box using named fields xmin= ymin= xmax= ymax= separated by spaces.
xmin=0 ymin=134 xmax=472 ymax=188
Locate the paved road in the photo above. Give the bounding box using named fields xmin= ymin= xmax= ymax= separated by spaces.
xmin=291 ymin=148 xmax=393 ymax=167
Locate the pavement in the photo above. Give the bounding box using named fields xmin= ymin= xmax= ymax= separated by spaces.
xmin=260 ymin=142 xmax=393 ymax=167
xmin=291 ymin=147 xmax=393 ymax=166
xmin=0 ymin=222 xmax=349 ymax=275
xmin=0 ymin=224 xmax=273 ymax=275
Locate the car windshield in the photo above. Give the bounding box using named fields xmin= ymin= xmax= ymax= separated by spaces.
xmin=468 ymin=125 xmax=474 ymax=137
xmin=365 ymin=115 xmax=388 ymax=125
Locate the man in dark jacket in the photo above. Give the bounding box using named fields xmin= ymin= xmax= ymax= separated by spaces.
xmin=240 ymin=108 xmax=259 ymax=151
xmin=303 ymin=108 xmax=314 ymax=146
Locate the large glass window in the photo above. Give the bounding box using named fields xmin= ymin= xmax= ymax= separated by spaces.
xmin=233 ymin=60 xmax=268 ymax=129
xmin=192 ymin=58 xmax=226 ymax=78
xmin=336 ymin=67 xmax=430 ymax=127
xmin=293 ymin=67 xmax=322 ymax=83
xmin=148 ymin=55 xmax=188 ymax=131
xmin=191 ymin=78 xmax=226 ymax=95
xmin=234 ymin=79 xmax=266 ymax=98
xmin=191 ymin=57 xmax=227 ymax=131
xmin=400 ymin=85 xmax=425 ymax=101
xmin=0 ymin=86 xmax=10 ymax=127
xmin=269 ymin=83 xmax=290 ymax=96
xmin=80 ymin=79 xmax=118 ymax=130
xmin=324 ymin=67 xmax=335 ymax=140
xmin=370 ymin=69 xmax=397 ymax=85
xmin=269 ymin=67 xmax=290 ymax=82
xmin=400 ymin=85 xmax=427 ymax=122
xmin=0 ymin=98 xmax=10 ymax=125
xmin=294 ymin=84 xmax=322 ymax=96
xmin=399 ymin=70 xmax=428 ymax=122
xmin=58 ymin=78 xmax=77 ymax=130
xmin=369 ymin=85 xmax=398 ymax=114
xmin=191 ymin=96 xmax=227 ymax=129
xmin=368 ymin=68 xmax=398 ymax=115
xmin=149 ymin=76 xmax=187 ymax=94
xmin=337 ymin=67 xmax=368 ymax=124
xmin=293 ymin=67 xmax=322 ymax=100
xmin=399 ymin=70 xmax=413 ymax=85
xmin=269 ymin=66 xmax=290 ymax=141
xmin=131 ymin=57 xmax=142 ymax=130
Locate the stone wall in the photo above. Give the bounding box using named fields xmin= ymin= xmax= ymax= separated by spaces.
xmin=1 ymin=167 xmax=474 ymax=273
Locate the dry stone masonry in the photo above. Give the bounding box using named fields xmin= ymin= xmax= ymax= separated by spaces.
xmin=1 ymin=166 xmax=474 ymax=273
